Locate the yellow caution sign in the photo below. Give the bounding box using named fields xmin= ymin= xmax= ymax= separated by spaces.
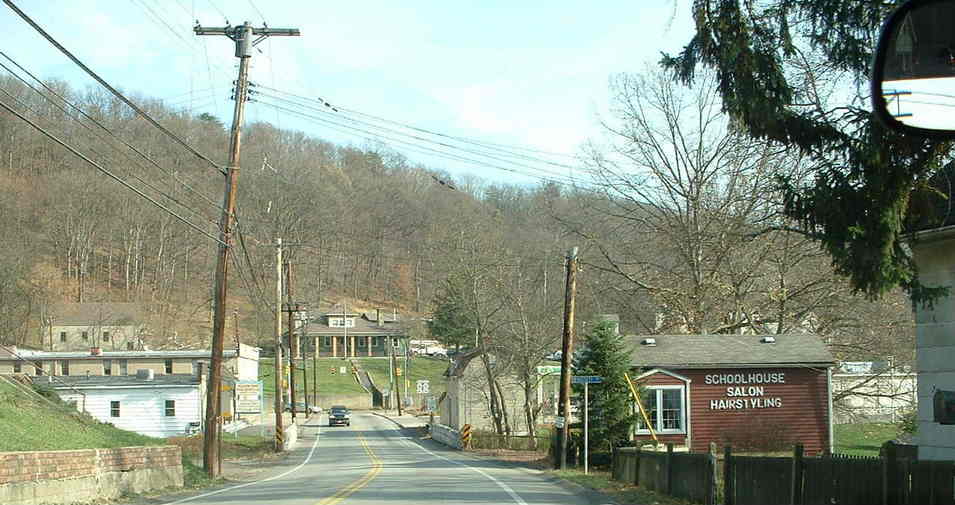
xmin=396 ymin=367 xmax=402 ymax=377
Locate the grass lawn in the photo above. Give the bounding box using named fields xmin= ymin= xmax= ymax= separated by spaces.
xmin=0 ymin=378 xmax=274 ymax=489
xmin=0 ymin=380 xmax=163 ymax=452
xmin=833 ymin=423 xmax=900 ymax=456
xmin=552 ymin=469 xmax=693 ymax=504
xmin=258 ymin=356 xmax=449 ymax=398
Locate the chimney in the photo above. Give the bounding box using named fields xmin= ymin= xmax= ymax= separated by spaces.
xmin=135 ymin=369 xmax=155 ymax=381
xmin=376 ymin=308 xmax=382 ymax=327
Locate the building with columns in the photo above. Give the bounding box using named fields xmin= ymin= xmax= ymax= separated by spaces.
xmin=304 ymin=308 xmax=407 ymax=358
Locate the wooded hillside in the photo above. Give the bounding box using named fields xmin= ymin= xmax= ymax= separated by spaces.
xmin=0 ymin=73 xmax=912 ymax=367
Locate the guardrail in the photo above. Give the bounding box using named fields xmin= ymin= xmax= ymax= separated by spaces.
xmin=431 ymin=423 xmax=463 ymax=449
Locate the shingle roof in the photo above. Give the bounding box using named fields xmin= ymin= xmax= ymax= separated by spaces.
xmin=3 ymin=349 xmax=237 ymax=360
xmin=50 ymin=303 xmax=143 ymax=326
xmin=29 ymin=373 xmax=200 ymax=389
xmin=304 ymin=315 xmax=407 ymax=337
xmin=626 ymin=334 xmax=835 ymax=369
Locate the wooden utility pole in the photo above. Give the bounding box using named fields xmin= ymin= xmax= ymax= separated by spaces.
xmin=273 ymin=238 xmax=285 ymax=451
xmin=195 ymin=21 xmax=299 ymax=477
xmin=557 ymin=247 xmax=579 ymax=470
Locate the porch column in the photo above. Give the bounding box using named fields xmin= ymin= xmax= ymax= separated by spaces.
xmin=367 ymin=336 xmax=372 ymax=357
xmin=332 ymin=336 xmax=337 ymax=357
xmin=351 ymin=336 xmax=356 ymax=357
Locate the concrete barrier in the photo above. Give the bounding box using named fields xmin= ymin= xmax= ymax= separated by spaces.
xmin=0 ymin=446 xmax=182 ymax=505
xmin=431 ymin=423 xmax=463 ymax=450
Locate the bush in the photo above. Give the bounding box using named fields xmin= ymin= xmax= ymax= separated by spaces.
xmin=898 ymin=408 xmax=918 ymax=435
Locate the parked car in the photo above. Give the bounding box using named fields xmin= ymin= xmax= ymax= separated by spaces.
xmin=328 ymin=405 xmax=350 ymax=426
xmin=284 ymin=401 xmax=321 ymax=414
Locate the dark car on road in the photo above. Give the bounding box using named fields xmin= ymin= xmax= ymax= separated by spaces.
xmin=328 ymin=405 xmax=350 ymax=426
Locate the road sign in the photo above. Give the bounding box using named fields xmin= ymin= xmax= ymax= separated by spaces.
xmin=396 ymin=367 xmax=403 ymax=377
xmin=572 ymin=375 xmax=603 ymax=384
xmin=425 ymin=395 xmax=437 ymax=412
xmin=416 ymin=380 xmax=430 ymax=394
xmin=536 ymin=365 xmax=561 ymax=375
xmin=235 ymin=380 xmax=263 ymax=414
xmin=555 ymin=416 xmax=565 ymax=428
xmin=339 ymin=366 xmax=347 ymax=375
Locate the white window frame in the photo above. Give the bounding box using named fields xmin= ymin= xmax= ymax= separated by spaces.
xmin=635 ymin=385 xmax=686 ymax=435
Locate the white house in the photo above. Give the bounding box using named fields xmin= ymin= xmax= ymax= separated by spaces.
xmin=32 ymin=372 xmax=204 ymax=438
xmin=911 ymin=226 xmax=955 ymax=460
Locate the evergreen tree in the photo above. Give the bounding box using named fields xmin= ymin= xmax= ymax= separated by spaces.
xmin=427 ymin=280 xmax=475 ymax=351
xmin=662 ymin=1 xmax=950 ymax=305
xmin=573 ymin=321 xmax=637 ymax=453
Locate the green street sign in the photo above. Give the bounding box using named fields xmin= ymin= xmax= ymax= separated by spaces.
xmin=536 ymin=365 xmax=562 ymax=375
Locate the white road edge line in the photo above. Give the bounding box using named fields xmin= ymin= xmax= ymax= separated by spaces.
xmin=160 ymin=422 xmax=323 ymax=505
xmin=397 ymin=436 xmax=527 ymax=505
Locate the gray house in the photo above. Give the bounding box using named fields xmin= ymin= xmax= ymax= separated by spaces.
xmin=45 ymin=303 xmax=145 ymax=352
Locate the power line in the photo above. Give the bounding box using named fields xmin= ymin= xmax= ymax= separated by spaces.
xmin=255 ymin=83 xmax=580 ymax=160
xmin=246 ymin=0 xmax=268 ymax=25
xmin=252 ymin=88 xmax=582 ymax=180
xmin=252 ymin=98 xmax=586 ymax=186
xmin=3 ymin=0 xmax=227 ymax=175
xmin=0 ymin=51 xmax=222 ymax=215
xmin=131 ymin=0 xmax=199 ymax=52
xmin=0 ymin=96 xmax=226 ymax=246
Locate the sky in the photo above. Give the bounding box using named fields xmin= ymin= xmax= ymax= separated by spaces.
xmin=0 ymin=0 xmax=697 ymax=187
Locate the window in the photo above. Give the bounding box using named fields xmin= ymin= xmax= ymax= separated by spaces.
xmin=13 ymin=360 xmax=21 ymax=373
xmin=329 ymin=317 xmax=354 ymax=327
xmin=323 ymin=336 xmax=331 ymax=347
xmin=164 ymin=359 xmax=173 ymax=374
xmin=34 ymin=363 xmax=43 ymax=376
xmin=164 ymin=400 xmax=176 ymax=417
xmin=119 ymin=359 xmax=128 ymax=375
xmin=81 ymin=331 xmax=88 ymax=341
xmin=60 ymin=360 xmax=69 ymax=376
xmin=126 ymin=342 xmax=134 ymax=350
xmin=636 ymin=386 xmax=685 ymax=434
xmin=102 ymin=331 xmax=110 ymax=341
xmin=110 ymin=401 xmax=120 ymax=417
xmin=59 ymin=331 xmax=67 ymax=342
xmin=103 ymin=359 xmax=112 ymax=376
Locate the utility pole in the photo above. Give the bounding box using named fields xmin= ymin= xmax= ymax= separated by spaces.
xmin=285 ymin=262 xmax=297 ymax=421
xmin=557 ymin=247 xmax=579 ymax=470
xmin=195 ymin=20 xmax=299 ymax=477
xmin=273 ymin=238 xmax=285 ymax=451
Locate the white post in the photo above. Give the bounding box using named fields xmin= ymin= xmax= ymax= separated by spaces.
xmin=584 ymin=381 xmax=589 ymax=475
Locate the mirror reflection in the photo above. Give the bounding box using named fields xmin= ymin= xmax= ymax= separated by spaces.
xmin=879 ymin=2 xmax=955 ymax=131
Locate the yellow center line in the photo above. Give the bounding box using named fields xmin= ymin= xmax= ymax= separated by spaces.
xmin=314 ymin=433 xmax=383 ymax=505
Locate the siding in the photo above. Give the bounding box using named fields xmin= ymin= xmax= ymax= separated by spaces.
xmin=634 ymin=367 xmax=830 ymax=454
xmin=912 ymin=237 xmax=955 ymax=460
xmin=60 ymin=386 xmax=201 ymax=438
xmin=687 ymin=368 xmax=829 ymax=454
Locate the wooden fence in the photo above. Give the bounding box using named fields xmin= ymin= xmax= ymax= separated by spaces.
xmin=611 ymin=442 xmax=955 ymax=505
xmin=613 ymin=445 xmax=716 ymax=504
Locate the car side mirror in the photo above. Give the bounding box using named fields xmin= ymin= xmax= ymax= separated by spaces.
xmin=872 ymin=0 xmax=955 ymax=138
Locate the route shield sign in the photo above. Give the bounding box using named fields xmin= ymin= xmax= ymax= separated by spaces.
xmin=417 ymin=380 xmax=430 ymax=394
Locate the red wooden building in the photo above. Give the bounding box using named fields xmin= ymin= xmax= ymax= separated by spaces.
xmin=628 ymin=334 xmax=835 ymax=454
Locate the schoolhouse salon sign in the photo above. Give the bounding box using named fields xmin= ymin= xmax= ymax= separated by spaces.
xmin=704 ymin=372 xmax=785 ymax=410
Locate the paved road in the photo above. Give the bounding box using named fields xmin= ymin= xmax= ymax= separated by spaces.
xmin=145 ymin=412 xmax=595 ymax=505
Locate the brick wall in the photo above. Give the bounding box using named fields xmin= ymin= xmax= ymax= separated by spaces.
xmin=0 ymin=446 xmax=180 ymax=485
xmin=0 ymin=446 xmax=182 ymax=505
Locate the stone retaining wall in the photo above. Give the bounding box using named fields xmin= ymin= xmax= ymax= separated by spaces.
xmin=0 ymin=446 xmax=182 ymax=505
